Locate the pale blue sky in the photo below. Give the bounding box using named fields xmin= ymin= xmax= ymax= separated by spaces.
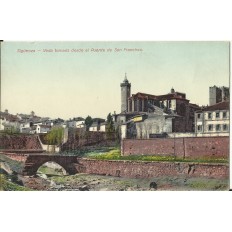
xmin=1 ymin=41 xmax=229 ymax=120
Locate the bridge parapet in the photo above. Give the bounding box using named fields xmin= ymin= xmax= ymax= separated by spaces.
xmin=0 ymin=152 xmax=29 ymax=162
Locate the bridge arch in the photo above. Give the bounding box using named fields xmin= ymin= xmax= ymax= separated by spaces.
xmin=37 ymin=161 xmax=68 ymax=176
xmin=22 ymin=155 xmax=78 ymax=176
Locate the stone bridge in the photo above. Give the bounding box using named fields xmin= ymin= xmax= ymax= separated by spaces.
xmin=1 ymin=153 xmax=79 ymax=176
xmin=23 ymin=154 xmax=79 ymax=176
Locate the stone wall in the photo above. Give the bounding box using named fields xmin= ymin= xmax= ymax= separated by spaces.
xmin=121 ymin=137 xmax=229 ymax=159
xmin=0 ymin=134 xmax=42 ymax=150
xmin=76 ymin=158 xmax=229 ymax=179
xmin=61 ymin=130 xmax=116 ymax=151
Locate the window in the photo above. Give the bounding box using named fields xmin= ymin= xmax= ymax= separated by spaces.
xmin=223 ymin=124 xmax=228 ymax=131
xmin=208 ymin=113 xmax=212 ymax=119
xmin=216 ymin=112 xmax=220 ymax=118
xmin=216 ymin=124 xmax=221 ymax=131
xmin=197 ymin=125 xmax=202 ymax=131
xmin=223 ymin=112 xmax=227 ymax=118
xmin=208 ymin=124 xmax=213 ymax=131
xmin=197 ymin=113 xmax=201 ymax=119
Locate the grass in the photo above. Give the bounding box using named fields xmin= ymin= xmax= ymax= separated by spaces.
xmin=90 ymin=149 xmax=229 ymax=164
xmin=186 ymin=178 xmax=229 ymax=190
xmin=0 ymin=174 xmax=32 ymax=191
xmin=62 ymin=146 xmax=118 ymax=157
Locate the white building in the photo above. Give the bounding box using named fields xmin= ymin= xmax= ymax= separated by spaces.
xmin=67 ymin=120 xmax=85 ymax=128
xmin=0 ymin=117 xmax=7 ymax=131
xmin=20 ymin=121 xmax=32 ymax=133
xmin=0 ymin=112 xmax=20 ymax=132
xmin=99 ymin=122 xmax=107 ymax=132
xmin=89 ymin=122 xmax=99 ymax=131
xmin=36 ymin=125 xmax=51 ymax=134
xmin=195 ymin=101 xmax=229 ymax=136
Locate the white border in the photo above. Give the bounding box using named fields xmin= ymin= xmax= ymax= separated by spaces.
xmin=1 ymin=1 xmax=231 ymax=232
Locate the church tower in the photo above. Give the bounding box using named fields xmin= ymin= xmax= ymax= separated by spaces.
xmin=120 ymin=73 xmax=131 ymax=113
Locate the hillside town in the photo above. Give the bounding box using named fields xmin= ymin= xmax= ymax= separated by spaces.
xmin=0 ymin=110 xmax=108 ymax=134
xmin=1 ymin=74 xmax=229 ymax=140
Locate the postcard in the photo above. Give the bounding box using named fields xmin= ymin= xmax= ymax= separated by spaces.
xmin=0 ymin=41 xmax=230 ymax=191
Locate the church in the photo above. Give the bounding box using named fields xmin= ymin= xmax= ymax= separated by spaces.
xmin=113 ymin=74 xmax=200 ymax=139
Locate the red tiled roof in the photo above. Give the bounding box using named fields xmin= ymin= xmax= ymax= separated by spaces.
xmin=202 ymin=101 xmax=229 ymax=111
xmin=129 ymin=92 xmax=157 ymax=100
xmin=129 ymin=92 xmax=189 ymax=101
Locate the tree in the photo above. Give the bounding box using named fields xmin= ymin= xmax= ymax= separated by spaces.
xmin=44 ymin=127 xmax=64 ymax=145
xmin=85 ymin=115 xmax=93 ymax=131
xmin=106 ymin=113 xmax=115 ymax=139
xmin=106 ymin=113 xmax=114 ymax=132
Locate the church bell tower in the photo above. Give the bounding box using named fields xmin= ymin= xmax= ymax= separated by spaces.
xmin=120 ymin=73 xmax=131 ymax=113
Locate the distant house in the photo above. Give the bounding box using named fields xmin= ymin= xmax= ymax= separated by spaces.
xmin=89 ymin=118 xmax=106 ymax=132
xmin=0 ymin=111 xmax=20 ymax=132
xmin=67 ymin=119 xmax=85 ymax=128
xmin=36 ymin=125 xmax=51 ymax=134
xmin=89 ymin=122 xmax=99 ymax=131
xmin=0 ymin=116 xmax=7 ymax=131
xmin=20 ymin=121 xmax=32 ymax=133
xmin=68 ymin=120 xmax=85 ymax=128
xmin=195 ymin=101 xmax=229 ymax=135
xmin=99 ymin=122 xmax=107 ymax=132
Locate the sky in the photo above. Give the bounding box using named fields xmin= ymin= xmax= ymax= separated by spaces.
xmin=1 ymin=41 xmax=230 ymax=120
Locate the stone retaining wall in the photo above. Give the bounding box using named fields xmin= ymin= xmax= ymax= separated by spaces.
xmin=76 ymin=158 xmax=229 ymax=179
xmin=0 ymin=134 xmax=42 ymax=150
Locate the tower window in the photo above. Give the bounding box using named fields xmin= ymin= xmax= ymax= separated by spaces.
xmin=216 ymin=112 xmax=220 ymax=118
xmin=197 ymin=113 xmax=201 ymax=119
xmin=208 ymin=113 xmax=212 ymax=119
xmin=197 ymin=125 xmax=202 ymax=131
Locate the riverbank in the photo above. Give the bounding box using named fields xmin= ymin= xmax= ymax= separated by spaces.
xmin=20 ymin=173 xmax=229 ymax=191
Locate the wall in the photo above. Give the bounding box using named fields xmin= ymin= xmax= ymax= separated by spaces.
xmin=121 ymin=137 xmax=229 ymax=159
xmin=0 ymin=134 xmax=43 ymax=150
xmin=61 ymin=130 xmax=116 ymax=151
xmin=76 ymin=158 xmax=229 ymax=179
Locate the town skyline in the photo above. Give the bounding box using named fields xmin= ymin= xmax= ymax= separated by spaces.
xmin=1 ymin=41 xmax=229 ymax=120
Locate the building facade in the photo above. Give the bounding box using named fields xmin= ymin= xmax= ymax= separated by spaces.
xmin=195 ymin=101 xmax=229 ymax=136
xmin=116 ymin=74 xmax=200 ymax=137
